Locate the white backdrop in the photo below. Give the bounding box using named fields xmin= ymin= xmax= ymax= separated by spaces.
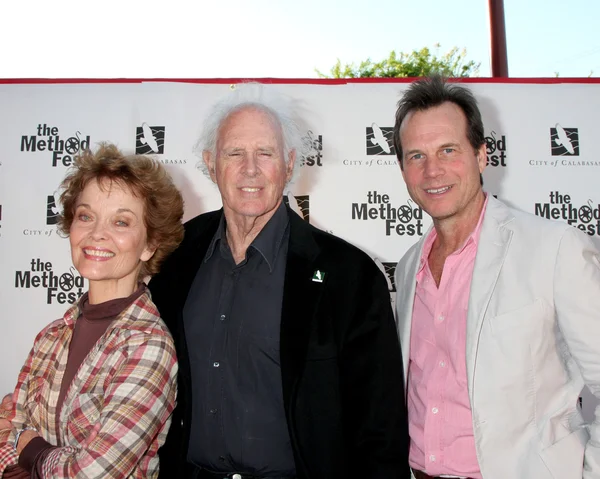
xmin=1 ymin=78 xmax=599 ymax=417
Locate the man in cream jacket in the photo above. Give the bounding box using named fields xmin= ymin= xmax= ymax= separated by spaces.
xmin=392 ymin=76 xmax=600 ymax=479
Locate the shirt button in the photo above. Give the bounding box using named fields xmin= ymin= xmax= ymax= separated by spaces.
xmin=213 ymin=361 xmax=220 ymax=367
xmin=209 ymin=408 xmax=217 ymax=414
xmin=220 ymin=314 xmax=226 ymax=321
xmin=439 ymin=361 xmax=446 ymax=367
xmin=437 ymin=315 xmax=445 ymax=322
xmin=432 ymin=407 xmax=439 ymax=414
xmin=429 ymin=454 xmax=436 ymax=462
xmin=219 ymin=455 xmax=226 ymax=462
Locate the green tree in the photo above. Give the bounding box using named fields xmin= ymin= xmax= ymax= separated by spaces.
xmin=317 ymin=44 xmax=480 ymax=78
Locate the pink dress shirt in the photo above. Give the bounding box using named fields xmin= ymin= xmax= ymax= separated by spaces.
xmin=407 ymin=197 xmax=488 ymax=478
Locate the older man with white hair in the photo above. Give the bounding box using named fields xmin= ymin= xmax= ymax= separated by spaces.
xmin=148 ymin=84 xmax=410 ymax=479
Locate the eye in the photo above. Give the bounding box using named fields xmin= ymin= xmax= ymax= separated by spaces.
xmin=115 ymin=220 xmax=129 ymax=227
xmin=442 ymin=147 xmax=455 ymax=154
xmin=77 ymin=213 xmax=91 ymax=221
xmin=408 ymin=153 xmax=423 ymax=161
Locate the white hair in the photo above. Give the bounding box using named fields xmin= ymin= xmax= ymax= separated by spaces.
xmin=193 ymin=83 xmax=310 ymax=182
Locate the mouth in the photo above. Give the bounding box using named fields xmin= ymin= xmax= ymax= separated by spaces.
xmin=239 ymin=187 xmax=261 ymax=193
xmin=83 ymin=248 xmax=115 ymax=259
xmin=425 ymin=186 xmax=452 ymax=195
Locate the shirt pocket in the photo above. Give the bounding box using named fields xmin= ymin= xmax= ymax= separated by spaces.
xmin=65 ymin=392 xmax=103 ymax=444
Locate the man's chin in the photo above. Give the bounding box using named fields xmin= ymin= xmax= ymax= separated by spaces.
xmin=428 ymin=207 xmax=457 ymax=222
xmin=225 ymin=204 xmax=279 ymax=221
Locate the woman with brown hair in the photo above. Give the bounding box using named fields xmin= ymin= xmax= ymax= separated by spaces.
xmin=0 ymin=143 xmax=184 ymax=478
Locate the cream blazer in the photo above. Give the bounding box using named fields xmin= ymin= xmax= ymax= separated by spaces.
xmin=396 ymin=195 xmax=600 ymax=479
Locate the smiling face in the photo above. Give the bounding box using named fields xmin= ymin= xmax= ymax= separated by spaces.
xmin=69 ymin=178 xmax=155 ymax=303
xmin=399 ymin=101 xmax=486 ymax=226
xmin=203 ymin=106 xmax=295 ymax=227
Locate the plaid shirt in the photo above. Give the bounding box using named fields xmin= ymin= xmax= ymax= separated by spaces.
xmin=0 ymin=288 xmax=178 ymax=478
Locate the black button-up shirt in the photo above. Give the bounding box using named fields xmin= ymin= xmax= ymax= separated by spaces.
xmin=183 ymin=201 xmax=295 ymax=476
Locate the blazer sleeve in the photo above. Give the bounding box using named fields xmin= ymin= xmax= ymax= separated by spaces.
xmin=553 ymin=227 xmax=600 ymax=478
xmin=339 ymin=258 xmax=410 ymax=479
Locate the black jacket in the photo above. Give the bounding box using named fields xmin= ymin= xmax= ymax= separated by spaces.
xmin=149 ymin=207 xmax=410 ymax=479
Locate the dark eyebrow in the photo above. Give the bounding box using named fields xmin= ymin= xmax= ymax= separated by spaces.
xmin=439 ymin=142 xmax=460 ymax=149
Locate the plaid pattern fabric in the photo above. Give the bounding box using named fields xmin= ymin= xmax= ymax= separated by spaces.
xmin=0 ymin=288 xmax=178 ymax=478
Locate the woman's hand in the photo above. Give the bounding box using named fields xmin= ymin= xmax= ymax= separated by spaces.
xmin=0 ymin=417 xmax=11 ymax=434
xmin=0 ymin=395 xmax=14 ymax=442
xmin=0 ymin=394 xmax=12 ymax=418
xmin=0 ymin=394 xmax=39 ymax=452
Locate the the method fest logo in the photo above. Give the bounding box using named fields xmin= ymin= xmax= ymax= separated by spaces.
xmin=21 ymin=124 xmax=90 ymax=167
xmin=15 ymin=258 xmax=84 ymax=304
xmin=300 ymin=131 xmax=323 ymax=167
xmin=352 ymin=190 xmax=424 ymax=236
xmin=535 ymin=191 xmax=600 ymax=236
xmin=485 ymin=131 xmax=507 ymax=167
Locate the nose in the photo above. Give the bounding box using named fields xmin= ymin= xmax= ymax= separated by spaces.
xmin=90 ymin=221 xmax=107 ymax=241
xmin=242 ymin=153 xmax=259 ymax=177
xmin=423 ymin=156 xmax=444 ymax=179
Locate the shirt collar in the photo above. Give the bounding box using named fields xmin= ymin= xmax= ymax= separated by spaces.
xmin=204 ymin=214 xmax=226 ymax=262
xmin=204 ymin=200 xmax=290 ymax=273
xmin=417 ymin=193 xmax=489 ymax=274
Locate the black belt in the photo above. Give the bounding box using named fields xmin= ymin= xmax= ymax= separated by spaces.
xmin=190 ymin=465 xmax=294 ymax=479
xmin=412 ymin=469 xmax=475 ymax=479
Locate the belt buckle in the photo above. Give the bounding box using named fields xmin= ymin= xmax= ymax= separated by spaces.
xmin=228 ymin=475 xmax=243 ymax=479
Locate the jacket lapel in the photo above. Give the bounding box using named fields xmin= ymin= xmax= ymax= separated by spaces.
xmin=280 ymin=209 xmax=324 ymax=405
xmin=167 ymin=211 xmax=222 ymax=392
xmin=396 ymin=235 xmax=428 ymax=390
xmin=465 ymin=196 xmax=514 ymax=396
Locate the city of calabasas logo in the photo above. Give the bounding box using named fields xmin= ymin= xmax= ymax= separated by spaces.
xmin=46 ymin=192 xmax=62 ymax=225
xmin=374 ymin=258 xmax=397 ymax=293
xmin=284 ymin=193 xmax=310 ymax=222
xmin=135 ymin=123 xmax=165 ymax=154
xmin=134 ymin=123 xmax=188 ymax=165
xmin=550 ymin=124 xmax=579 ymax=156
xmin=366 ymin=123 xmax=395 ymax=156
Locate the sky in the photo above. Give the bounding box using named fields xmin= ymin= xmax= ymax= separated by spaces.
xmin=1 ymin=0 xmax=598 ymax=78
